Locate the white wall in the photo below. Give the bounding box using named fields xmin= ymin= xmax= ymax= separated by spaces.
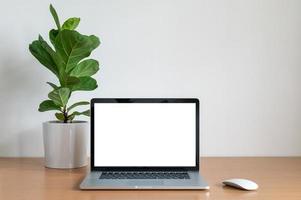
xmin=0 ymin=0 xmax=300 ymax=157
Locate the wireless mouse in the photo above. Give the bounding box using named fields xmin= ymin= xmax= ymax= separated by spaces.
xmin=222 ymin=178 xmax=258 ymax=191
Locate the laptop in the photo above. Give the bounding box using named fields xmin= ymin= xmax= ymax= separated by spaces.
xmin=80 ymin=98 xmax=209 ymax=190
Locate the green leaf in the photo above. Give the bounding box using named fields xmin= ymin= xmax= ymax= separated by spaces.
xmin=49 ymin=29 xmax=59 ymax=46
xmin=82 ymin=110 xmax=90 ymax=116
xmin=71 ymin=76 xmax=97 ymax=91
xmin=46 ymin=82 xmax=59 ymax=90
xmin=62 ymin=17 xmax=80 ymax=30
xmin=38 ymin=35 xmax=68 ymax=83
xmin=89 ymin=35 xmax=101 ymax=49
xmin=49 ymin=4 xmax=61 ymax=30
xmin=68 ymin=114 xmax=75 ymax=121
xmin=39 ymin=100 xmax=61 ymax=112
xmin=37 ymin=36 xmax=68 ymax=87
xmin=29 ymin=40 xmax=58 ymax=76
xmin=55 ymin=113 xmax=65 ymax=121
xmin=66 ymin=76 xmax=80 ymax=87
xmin=48 ymin=87 xmax=70 ymax=107
xmin=67 ymin=101 xmax=89 ymax=111
xmin=38 ymin=35 xmax=62 ymax=70
xmin=54 ymin=30 xmax=100 ymax=73
xmin=70 ymin=59 xmax=99 ymax=77
xmin=69 ymin=109 xmax=90 ymax=118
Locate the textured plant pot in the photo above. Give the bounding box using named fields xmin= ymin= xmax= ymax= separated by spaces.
xmin=43 ymin=121 xmax=89 ymax=169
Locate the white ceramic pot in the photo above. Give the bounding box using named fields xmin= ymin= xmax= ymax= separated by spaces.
xmin=43 ymin=121 xmax=89 ymax=169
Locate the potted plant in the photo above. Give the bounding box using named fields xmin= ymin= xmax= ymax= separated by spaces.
xmin=29 ymin=4 xmax=100 ymax=168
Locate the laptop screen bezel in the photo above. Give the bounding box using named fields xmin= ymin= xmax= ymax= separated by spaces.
xmin=90 ymin=98 xmax=199 ymax=171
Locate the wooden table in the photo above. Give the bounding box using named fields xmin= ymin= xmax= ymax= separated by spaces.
xmin=0 ymin=158 xmax=300 ymax=200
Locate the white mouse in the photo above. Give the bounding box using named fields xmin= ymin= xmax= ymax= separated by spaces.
xmin=222 ymin=178 xmax=258 ymax=191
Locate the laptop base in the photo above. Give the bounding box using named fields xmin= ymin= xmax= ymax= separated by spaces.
xmin=80 ymin=171 xmax=209 ymax=190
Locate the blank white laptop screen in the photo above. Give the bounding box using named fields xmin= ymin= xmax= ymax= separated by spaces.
xmin=94 ymin=103 xmax=196 ymax=167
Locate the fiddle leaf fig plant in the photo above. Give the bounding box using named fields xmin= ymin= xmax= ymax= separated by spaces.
xmin=29 ymin=4 xmax=100 ymax=123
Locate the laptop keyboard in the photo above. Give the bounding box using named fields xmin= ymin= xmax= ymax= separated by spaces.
xmin=99 ymin=171 xmax=190 ymax=179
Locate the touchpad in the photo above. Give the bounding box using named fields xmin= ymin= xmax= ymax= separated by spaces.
xmin=126 ymin=180 xmax=164 ymax=186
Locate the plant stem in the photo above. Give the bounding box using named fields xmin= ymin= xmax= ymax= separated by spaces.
xmin=63 ymin=106 xmax=68 ymax=123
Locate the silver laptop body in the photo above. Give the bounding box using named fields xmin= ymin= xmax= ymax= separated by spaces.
xmin=80 ymin=98 xmax=209 ymax=190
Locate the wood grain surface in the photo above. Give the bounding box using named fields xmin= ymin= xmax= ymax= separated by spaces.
xmin=0 ymin=157 xmax=300 ymax=200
